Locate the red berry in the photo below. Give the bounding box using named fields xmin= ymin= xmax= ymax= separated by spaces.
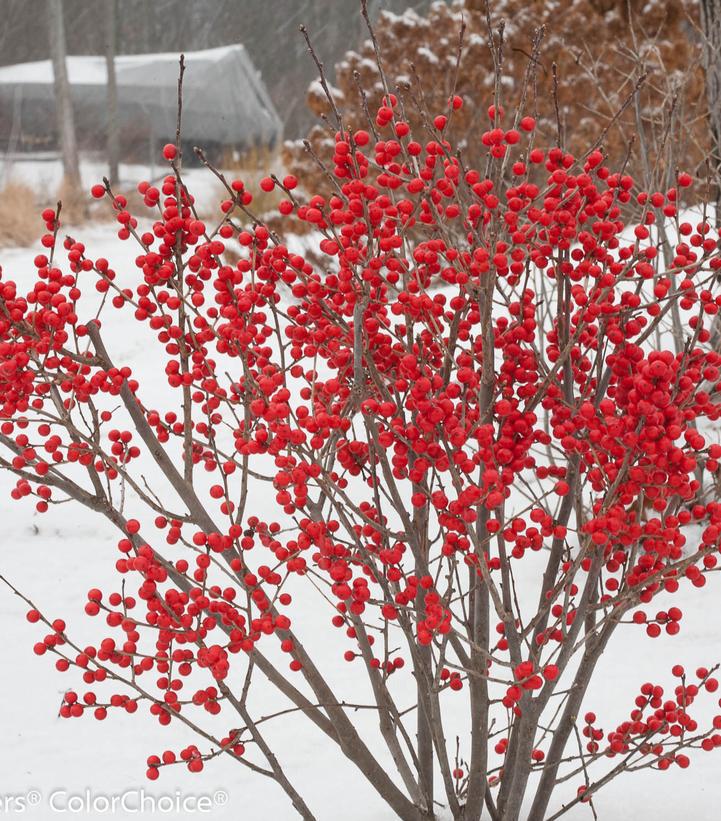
xmin=520 ymin=116 xmax=536 ymax=131
xmin=543 ymin=664 xmax=559 ymax=681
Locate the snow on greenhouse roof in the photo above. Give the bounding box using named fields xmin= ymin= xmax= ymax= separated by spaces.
xmin=0 ymin=45 xmax=243 ymax=86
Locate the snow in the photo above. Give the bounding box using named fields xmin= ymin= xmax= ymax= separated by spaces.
xmin=307 ymin=79 xmax=344 ymax=103
xmin=0 ymin=156 xmax=263 ymax=228
xmin=416 ymin=47 xmax=440 ymax=66
xmin=0 ymin=157 xmax=169 ymax=197
xmin=468 ymin=33 xmax=488 ymax=47
xmin=0 ymin=45 xmax=251 ymax=87
xmin=0 ymin=203 xmax=721 ymax=820
xmin=381 ymin=9 xmax=426 ymax=26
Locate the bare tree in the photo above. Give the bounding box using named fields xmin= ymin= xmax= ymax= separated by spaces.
xmin=700 ymin=0 xmax=721 ymax=225
xmin=105 ymin=0 xmax=119 ymax=185
xmin=47 ymin=0 xmax=81 ymax=190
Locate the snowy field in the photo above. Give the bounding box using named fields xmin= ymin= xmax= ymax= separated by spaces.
xmin=0 ymin=162 xmax=721 ymax=820
xmin=0 ymin=155 xmax=226 ymax=215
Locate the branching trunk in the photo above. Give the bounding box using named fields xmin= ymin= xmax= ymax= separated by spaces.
xmin=413 ymin=488 xmax=435 ymax=811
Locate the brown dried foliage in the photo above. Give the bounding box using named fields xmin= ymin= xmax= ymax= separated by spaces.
xmin=0 ymin=181 xmax=39 ymax=248
xmin=286 ymin=0 xmax=706 ymax=193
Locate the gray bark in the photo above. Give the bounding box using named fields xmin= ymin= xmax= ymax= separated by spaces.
xmin=47 ymin=0 xmax=81 ymax=189
xmin=700 ymin=0 xmax=721 ymax=226
xmin=105 ymin=0 xmax=119 ymax=185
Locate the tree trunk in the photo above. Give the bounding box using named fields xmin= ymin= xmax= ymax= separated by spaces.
xmin=105 ymin=0 xmax=119 ymax=186
xmin=700 ymin=0 xmax=721 ymax=228
xmin=47 ymin=0 xmax=81 ymax=190
xmin=700 ymin=0 xmax=721 ymax=355
xmin=413 ymin=492 xmax=434 ymax=812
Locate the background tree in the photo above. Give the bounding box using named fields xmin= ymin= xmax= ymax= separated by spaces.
xmin=104 ymin=0 xmax=119 ymax=186
xmin=46 ymin=0 xmax=81 ymax=191
xmin=699 ymin=0 xmax=721 ymax=226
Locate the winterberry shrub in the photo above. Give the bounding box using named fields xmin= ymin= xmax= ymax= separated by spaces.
xmin=2 ymin=36 xmax=721 ymax=821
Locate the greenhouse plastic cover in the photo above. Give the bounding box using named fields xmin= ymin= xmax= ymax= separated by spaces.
xmin=0 ymin=45 xmax=283 ymax=147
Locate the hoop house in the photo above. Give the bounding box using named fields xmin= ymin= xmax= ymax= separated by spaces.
xmin=0 ymin=45 xmax=283 ymax=157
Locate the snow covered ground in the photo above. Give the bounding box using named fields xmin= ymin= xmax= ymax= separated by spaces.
xmin=0 ymin=155 xmax=227 ymax=218
xmin=0 ymin=188 xmax=721 ymax=820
